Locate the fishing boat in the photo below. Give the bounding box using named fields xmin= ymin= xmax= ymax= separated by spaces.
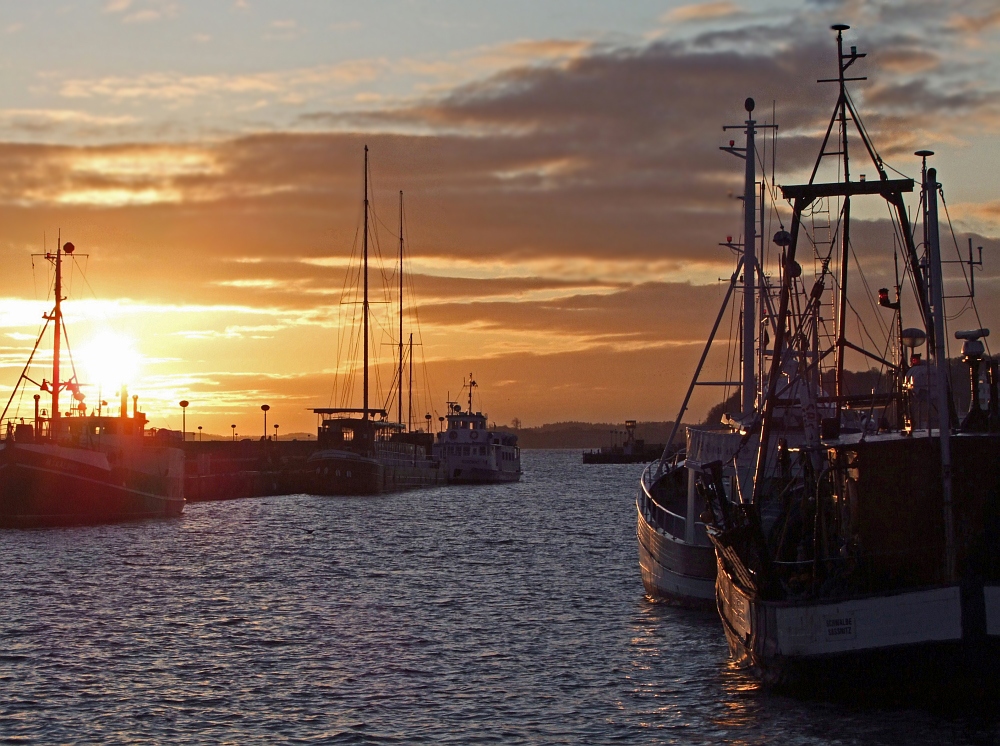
xmin=583 ymin=420 xmax=665 ymax=464
xmin=636 ymin=91 xmax=787 ymax=607
xmin=433 ymin=375 xmax=521 ymax=484
xmin=0 ymin=241 xmax=185 ymax=528
xmin=704 ymin=25 xmax=1000 ymax=684
xmin=307 ymin=147 xmax=444 ymax=496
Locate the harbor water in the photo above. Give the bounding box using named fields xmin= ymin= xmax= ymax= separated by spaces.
xmin=1 ymin=450 xmax=997 ymax=744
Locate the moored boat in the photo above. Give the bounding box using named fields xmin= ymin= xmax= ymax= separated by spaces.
xmin=705 ymin=25 xmax=1000 ymax=685
xmin=433 ymin=375 xmax=521 ymax=484
xmin=0 ymin=241 xmax=184 ymax=527
xmin=307 ymin=147 xmax=444 ymax=495
xmin=637 ymin=90 xmax=785 ymax=607
xmin=583 ymin=420 xmax=664 ymax=464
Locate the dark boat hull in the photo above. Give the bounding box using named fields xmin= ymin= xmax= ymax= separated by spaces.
xmin=447 ymin=466 xmax=521 ymax=484
xmin=584 ymin=452 xmax=659 ymax=464
xmin=307 ymin=449 xmax=445 ymax=495
xmin=0 ymin=444 xmax=184 ymax=528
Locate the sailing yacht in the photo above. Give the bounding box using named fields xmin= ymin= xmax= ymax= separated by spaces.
xmin=306 ymin=147 xmax=444 ymax=495
xmin=0 ymin=241 xmax=184 ymax=527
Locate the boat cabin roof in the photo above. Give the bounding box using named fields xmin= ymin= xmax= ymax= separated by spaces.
xmin=313 ymin=407 xmax=406 ymax=430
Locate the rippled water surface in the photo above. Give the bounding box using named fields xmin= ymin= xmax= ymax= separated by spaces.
xmin=2 ymin=450 xmax=998 ymax=744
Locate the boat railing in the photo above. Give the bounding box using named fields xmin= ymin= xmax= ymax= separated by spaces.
xmin=638 ymin=462 xmax=712 ymax=547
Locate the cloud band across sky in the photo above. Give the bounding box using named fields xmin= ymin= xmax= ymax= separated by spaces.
xmin=0 ymin=1 xmax=997 ymax=434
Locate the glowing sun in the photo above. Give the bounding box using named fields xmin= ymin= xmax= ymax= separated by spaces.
xmin=76 ymin=331 xmax=142 ymax=395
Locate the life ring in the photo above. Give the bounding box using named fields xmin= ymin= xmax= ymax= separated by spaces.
xmin=449 ymin=430 xmax=458 ymax=440
xmin=470 ymin=430 xmax=479 ymax=440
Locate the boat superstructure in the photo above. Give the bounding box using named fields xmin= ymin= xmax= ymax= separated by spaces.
xmin=704 ymin=25 xmax=1000 ymax=684
xmin=0 ymin=240 xmax=184 ymax=527
xmin=434 ymin=375 xmax=521 ymax=484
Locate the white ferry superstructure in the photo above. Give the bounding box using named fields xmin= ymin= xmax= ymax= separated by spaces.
xmin=433 ymin=377 xmax=521 ymax=484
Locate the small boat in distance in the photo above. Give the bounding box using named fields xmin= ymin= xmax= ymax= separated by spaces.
xmin=434 ymin=375 xmax=521 ymax=484
xmin=307 ymin=146 xmax=444 ymax=495
xmin=0 ymin=241 xmax=185 ymax=528
xmin=583 ymin=420 xmax=665 ymax=463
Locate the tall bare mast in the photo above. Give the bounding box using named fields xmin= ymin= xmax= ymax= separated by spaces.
xmin=722 ymin=99 xmax=774 ymax=416
xmin=408 ymin=332 xmax=413 ymax=431
xmin=833 ymin=23 xmax=853 ymax=422
xmin=398 ymin=190 xmax=404 ymax=427
xmin=363 ymin=146 xmax=370 ymax=425
xmin=51 ymin=237 xmax=64 ymax=435
xmin=925 ymin=165 xmax=955 ymax=580
xmin=741 ymin=100 xmax=757 ymax=416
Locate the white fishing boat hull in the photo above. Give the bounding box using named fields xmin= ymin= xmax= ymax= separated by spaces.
xmin=715 ymin=554 xmax=1000 ymax=685
xmin=636 ymin=462 xmax=716 ymax=607
xmin=636 ymin=500 xmax=715 ymax=605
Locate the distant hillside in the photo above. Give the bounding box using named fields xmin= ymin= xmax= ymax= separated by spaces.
xmin=512 ymin=421 xmax=678 ymax=450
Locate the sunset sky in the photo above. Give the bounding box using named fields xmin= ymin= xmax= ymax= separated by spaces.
xmin=0 ymin=0 xmax=999 ymax=436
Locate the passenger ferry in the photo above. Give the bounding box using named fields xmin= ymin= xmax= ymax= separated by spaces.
xmin=434 ymin=377 xmax=521 ymax=484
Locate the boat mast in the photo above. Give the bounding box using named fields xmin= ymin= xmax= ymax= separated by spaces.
xmin=363 ymin=145 xmax=370 ymax=426
xmin=51 ymin=237 xmax=64 ymax=436
xmin=741 ymin=99 xmax=757 ymax=416
xmin=467 ymin=374 xmax=476 ymax=414
xmin=408 ymin=332 xmax=413 ymax=431
xmin=398 ymin=190 xmax=404 ymax=427
xmin=722 ymin=100 xmax=775 ymax=417
xmin=833 ymin=23 xmax=852 ymax=425
xmin=925 ymin=165 xmax=955 ymax=581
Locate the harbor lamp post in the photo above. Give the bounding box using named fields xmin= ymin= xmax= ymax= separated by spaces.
xmin=425 ymin=413 xmax=432 ymax=433
xmin=261 ymin=404 xmax=270 ymax=439
xmin=231 ymin=424 xmax=236 ymax=441
xmin=179 ymin=400 xmax=189 ymax=441
xmin=274 ymin=423 xmax=279 ymax=441
xmin=198 ymin=425 xmax=202 ymax=442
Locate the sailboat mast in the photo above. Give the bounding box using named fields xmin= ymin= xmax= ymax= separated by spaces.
xmin=742 ymin=98 xmax=756 ymax=416
xmin=834 ymin=24 xmax=852 ymax=422
xmin=925 ymin=166 xmax=955 ymax=580
xmin=408 ymin=332 xmax=413 ymax=431
xmin=51 ymin=237 xmax=63 ymax=436
xmin=398 ymin=190 xmax=404 ymax=427
xmin=363 ymin=145 xmax=370 ymax=425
